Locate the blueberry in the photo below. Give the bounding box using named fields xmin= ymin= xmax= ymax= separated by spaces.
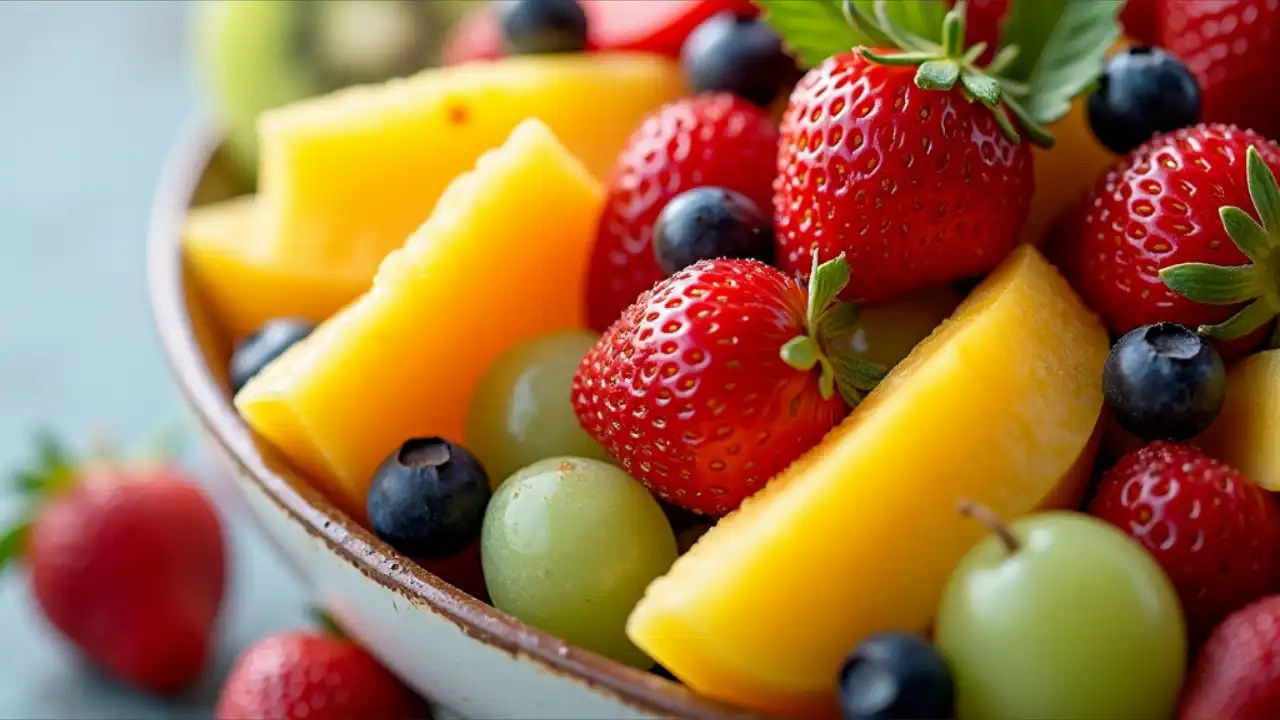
xmin=681 ymin=12 xmax=797 ymax=107
xmin=500 ymin=0 xmax=588 ymax=55
xmin=652 ymin=187 xmax=774 ymax=277
xmin=1087 ymin=46 xmax=1201 ymax=155
xmin=1103 ymin=323 xmax=1226 ymax=442
xmin=228 ymin=318 xmax=314 ymax=393
xmin=838 ymin=632 xmax=954 ymax=720
xmin=367 ymin=437 xmax=491 ymax=559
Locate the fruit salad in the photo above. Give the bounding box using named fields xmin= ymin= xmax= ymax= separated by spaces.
xmin=184 ymin=0 xmax=1280 ymax=717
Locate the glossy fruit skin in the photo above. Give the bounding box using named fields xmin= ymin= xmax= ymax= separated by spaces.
xmin=500 ymin=0 xmax=588 ymax=55
xmin=574 ymin=258 xmax=846 ymax=515
xmin=1088 ymin=47 xmax=1202 ymax=155
xmin=1160 ymin=0 xmax=1280 ymax=142
xmin=1089 ymin=442 xmax=1280 ymax=642
xmin=585 ymin=93 xmax=778 ymax=332
xmin=465 ymin=330 xmax=610 ymax=488
xmin=28 ymin=468 xmax=226 ymax=694
xmin=837 ymin=632 xmax=955 ymax=720
xmin=1179 ymin=595 xmax=1280 ymax=720
xmin=681 ymin=12 xmax=796 ymax=108
xmin=652 ymin=187 xmax=774 ymax=277
xmin=229 ymin=317 xmax=314 ymax=392
xmin=480 ymin=457 xmax=677 ymax=668
xmin=366 ymin=438 xmax=490 ymax=559
xmin=1050 ymin=124 xmax=1280 ymax=359
xmin=935 ymin=511 xmax=1186 ymax=720
xmin=1103 ymin=323 xmax=1226 ymax=441
xmin=774 ymin=52 xmax=1033 ymax=303
xmin=215 ymin=631 xmax=427 ymax=720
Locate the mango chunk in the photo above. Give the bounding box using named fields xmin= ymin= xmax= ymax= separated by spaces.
xmin=235 ymin=119 xmax=604 ymax=517
xmin=626 ymin=245 xmax=1109 ymax=717
xmin=182 ymin=195 xmax=368 ymax=342
xmin=257 ymin=53 xmax=685 ymax=281
xmin=1196 ymin=350 xmax=1280 ymax=490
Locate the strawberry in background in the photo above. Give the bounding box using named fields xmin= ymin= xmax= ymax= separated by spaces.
xmin=0 ymin=434 xmax=227 ymax=694
xmin=1180 ymin=595 xmax=1280 ymax=720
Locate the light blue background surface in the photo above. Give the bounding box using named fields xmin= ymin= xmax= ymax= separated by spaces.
xmin=0 ymin=2 xmax=310 ymax=716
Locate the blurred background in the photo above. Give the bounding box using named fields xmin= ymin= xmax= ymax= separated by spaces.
xmin=0 ymin=2 xmax=310 ymax=716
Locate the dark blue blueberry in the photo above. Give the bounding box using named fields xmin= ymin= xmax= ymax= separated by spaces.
xmin=367 ymin=437 xmax=491 ymax=559
xmin=229 ymin=318 xmax=314 ymax=393
xmin=1087 ymin=46 xmax=1202 ymax=155
xmin=500 ymin=0 xmax=588 ymax=55
xmin=652 ymin=186 xmax=774 ymax=277
xmin=838 ymin=632 xmax=955 ymax=720
xmin=681 ymin=12 xmax=797 ymax=107
xmin=1103 ymin=322 xmax=1227 ymax=442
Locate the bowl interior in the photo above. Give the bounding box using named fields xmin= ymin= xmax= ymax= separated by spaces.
xmin=147 ymin=120 xmax=758 ymax=720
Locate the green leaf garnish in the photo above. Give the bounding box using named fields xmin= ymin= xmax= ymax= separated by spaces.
xmin=1160 ymin=146 xmax=1280 ymax=342
xmin=756 ymin=0 xmax=945 ymax=69
xmin=1000 ymin=0 xmax=1123 ymax=127
xmin=0 ymin=519 xmax=30 ymax=573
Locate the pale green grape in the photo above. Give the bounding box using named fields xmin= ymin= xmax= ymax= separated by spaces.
xmin=935 ymin=511 xmax=1186 ymax=720
xmin=480 ymin=457 xmax=677 ymax=668
xmin=465 ymin=330 xmax=612 ymax=488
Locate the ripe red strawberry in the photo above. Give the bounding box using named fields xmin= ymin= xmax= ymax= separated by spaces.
xmin=1088 ymin=442 xmax=1280 ymax=642
xmin=1119 ymin=0 xmax=1160 ymax=46
xmin=1049 ymin=125 xmax=1280 ymax=359
xmin=1179 ymin=594 xmax=1280 ymax=720
xmin=1160 ymin=0 xmax=1280 ymax=142
xmin=774 ymin=49 xmax=1033 ymax=303
xmin=573 ymin=255 xmax=885 ymax=515
xmin=215 ymin=629 xmax=427 ymax=720
xmin=584 ymin=93 xmax=778 ymax=332
xmin=0 ymin=438 xmax=226 ymax=694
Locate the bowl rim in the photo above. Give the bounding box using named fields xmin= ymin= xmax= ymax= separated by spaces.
xmin=146 ymin=117 xmax=762 ymax=720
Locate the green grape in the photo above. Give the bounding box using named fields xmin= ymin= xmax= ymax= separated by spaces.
xmin=935 ymin=509 xmax=1186 ymax=720
xmin=829 ymin=285 xmax=962 ymax=369
xmin=465 ymin=330 xmax=612 ymax=488
xmin=480 ymin=457 xmax=678 ymax=668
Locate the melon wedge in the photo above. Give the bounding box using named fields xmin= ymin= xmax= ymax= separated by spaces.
xmin=626 ymin=245 xmax=1109 ymax=717
xmin=257 ymin=53 xmax=685 ymax=281
xmin=182 ymin=196 xmax=368 ymax=341
xmin=235 ymin=119 xmax=604 ymax=517
xmin=1195 ymin=350 xmax=1280 ymax=491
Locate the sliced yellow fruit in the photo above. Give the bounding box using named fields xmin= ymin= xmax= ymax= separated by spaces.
xmin=1195 ymin=350 xmax=1280 ymax=490
xmin=1022 ymin=97 xmax=1117 ymax=245
xmin=626 ymin=245 xmax=1109 ymax=717
xmin=235 ymin=118 xmax=604 ymax=518
xmin=182 ymin=195 xmax=368 ymax=342
xmin=257 ymin=53 xmax=685 ymax=281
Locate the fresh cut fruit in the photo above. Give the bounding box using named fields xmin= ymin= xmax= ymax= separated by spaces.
xmin=236 ymin=119 xmax=603 ymax=519
xmin=182 ymin=196 xmax=367 ymax=342
xmin=1196 ymin=350 xmax=1280 ymax=493
xmin=626 ymin=245 xmax=1108 ymax=716
xmin=256 ymin=53 xmax=684 ymax=283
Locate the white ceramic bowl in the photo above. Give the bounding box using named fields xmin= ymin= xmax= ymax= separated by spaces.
xmin=147 ymin=119 xmax=761 ymax=720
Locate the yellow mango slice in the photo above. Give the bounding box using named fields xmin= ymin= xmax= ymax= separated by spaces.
xmin=1196 ymin=350 xmax=1280 ymax=490
xmin=235 ymin=118 xmax=604 ymax=517
xmin=183 ymin=196 xmax=368 ymax=342
xmin=257 ymin=53 xmax=685 ymax=281
xmin=627 ymin=245 xmax=1109 ymax=717
xmin=1022 ymin=98 xmax=1117 ymax=245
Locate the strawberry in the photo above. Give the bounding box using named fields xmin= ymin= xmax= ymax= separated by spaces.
xmin=573 ymin=255 xmax=885 ymax=515
xmin=1160 ymin=0 xmax=1280 ymax=142
xmin=1049 ymin=125 xmax=1280 ymax=359
xmin=584 ymin=93 xmax=779 ymax=332
xmin=441 ymin=6 xmax=505 ymax=66
xmin=216 ymin=627 xmax=427 ymax=720
xmin=1119 ymin=0 xmax=1160 ymax=46
xmin=773 ymin=6 xmax=1044 ymax=303
xmin=0 ymin=436 xmax=226 ymax=694
xmin=1179 ymin=594 xmax=1280 ymax=720
xmin=1088 ymin=442 xmax=1280 ymax=643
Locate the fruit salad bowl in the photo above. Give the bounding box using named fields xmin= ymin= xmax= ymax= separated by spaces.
xmin=146 ymin=117 xmax=753 ymax=720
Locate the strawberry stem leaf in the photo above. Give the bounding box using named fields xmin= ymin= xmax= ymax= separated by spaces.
xmin=1160 ymin=146 xmax=1280 ymax=341
xmin=0 ymin=520 xmax=29 ymax=573
xmin=781 ymin=336 xmax=821 ymax=371
xmin=960 ymin=72 xmax=1001 ymax=107
xmin=309 ymin=607 xmax=350 ymax=641
xmin=917 ymin=60 xmax=960 ymax=91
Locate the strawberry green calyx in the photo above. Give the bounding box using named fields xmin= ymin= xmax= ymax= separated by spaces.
xmin=1160 ymin=147 xmax=1280 ymax=342
xmin=0 ymin=432 xmax=75 ymax=571
xmin=780 ymin=254 xmax=889 ymax=407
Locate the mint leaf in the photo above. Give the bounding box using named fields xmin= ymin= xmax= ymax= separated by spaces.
xmin=758 ymin=0 xmax=946 ymax=69
xmin=1000 ymin=0 xmax=1122 ymax=126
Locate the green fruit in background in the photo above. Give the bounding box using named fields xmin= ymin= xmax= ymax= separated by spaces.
xmin=190 ymin=0 xmax=480 ymax=180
